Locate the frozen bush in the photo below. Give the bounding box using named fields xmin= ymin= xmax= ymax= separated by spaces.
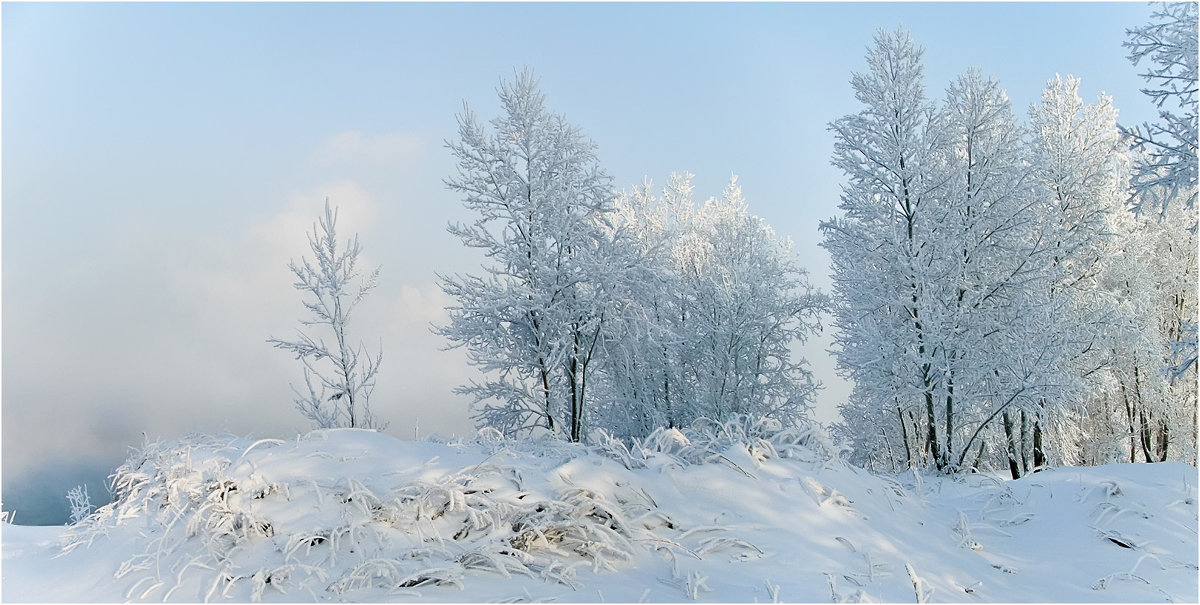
xmin=65 ymin=484 xmax=93 ymax=525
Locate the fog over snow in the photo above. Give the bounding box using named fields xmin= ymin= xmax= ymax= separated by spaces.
xmin=2 ymin=2 xmax=1164 ymax=524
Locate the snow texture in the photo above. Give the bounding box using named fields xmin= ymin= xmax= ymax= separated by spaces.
xmin=2 ymin=424 xmax=1196 ymax=602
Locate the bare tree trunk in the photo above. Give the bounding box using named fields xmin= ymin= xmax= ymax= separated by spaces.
xmin=882 ymin=429 xmax=897 ymax=473
xmin=1032 ymin=420 xmax=1046 ymax=470
xmin=1031 ymin=401 xmax=1047 ymax=470
xmin=897 ymin=402 xmax=913 ymax=469
xmin=925 ymin=388 xmax=940 ymax=469
xmin=1122 ymin=382 xmax=1138 ymax=463
xmin=1003 ymin=411 xmax=1021 ymax=479
xmin=569 ymin=330 xmax=582 ymax=443
xmin=1138 ymin=407 xmax=1155 ymax=463
xmin=1159 ymin=420 xmax=1170 ymax=462
xmin=1134 ymin=365 xmax=1154 ymax=462
xmin=1018 ymin=409 xmax=1030 ymax=474
xmin=539 ymin=363 xmax=554 ymax=432
xmin=945 ymin=373 xmax=955 ymax=470
xmin=971 ymin=441 xmax=986 ymax=472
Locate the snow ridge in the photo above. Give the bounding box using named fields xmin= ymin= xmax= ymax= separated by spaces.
xmin=53 ymin=419 xmax=827 ymax=602
xmin=6 ymin=421 xmax=1195 ymax=603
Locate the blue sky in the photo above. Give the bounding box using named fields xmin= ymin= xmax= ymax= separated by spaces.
xmin=2 ymin=2 xmax=1162 ymax=522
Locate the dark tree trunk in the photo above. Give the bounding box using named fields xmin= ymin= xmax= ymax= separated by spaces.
xmin=897 ymin=402 xmax=913 ymax=469
xmin=1018 ymin=409 xmax=1030 ymax=474
xmin=1003 ymin=411 xmax=1021 ymax=480
xmin=1032 ymin=420 xmax=1046 ymax=470
xmin=925 ymin=388 xmax=940 ymax=469
xmin=1122 ymin=381 xmax=1137 ymax=463
xmin=945 ymin=374 xmax=955 ymax=470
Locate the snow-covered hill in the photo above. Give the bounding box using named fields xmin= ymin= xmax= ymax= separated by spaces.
xmin=2 ymin=420 xmax=1196 ymax=602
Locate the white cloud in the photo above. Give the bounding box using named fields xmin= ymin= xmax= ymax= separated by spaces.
xmin=310 ymin=131 xmax=426 ymax=172
xmin=392 ymin=283 xmax=454 ymax=326
xmin=256 ymin=181 xmax=383 ymax=254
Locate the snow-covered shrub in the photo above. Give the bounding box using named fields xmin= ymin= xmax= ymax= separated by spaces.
xmin=65 ymin=484 xmax=93 ymax=525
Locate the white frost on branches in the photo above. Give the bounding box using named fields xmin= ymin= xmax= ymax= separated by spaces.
xmin=66 ymin=484 xmax=93 ymax=526
xmin=602 ymin=174 xmax=826 ymax=439
xmin=1123 ymin=1 xmax=1198 ymax=220
xmin=439 ymin=69 xmax=617 ymax=442
xmin=824 ymin=28 xmax=1194 ymax=474
xmin=439 ymin=71 xmax=825 ymax=443
xmin=269 ymin=199 xmax=384 ymax=430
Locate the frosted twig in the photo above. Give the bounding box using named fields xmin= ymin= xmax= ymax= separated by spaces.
xmin=905 ymin=562 xmax=930 ymax=603
xmin=239 ymin=439 xmax=285 ymax=459
xmin=764 ymin=579 xmax=781 ymax=603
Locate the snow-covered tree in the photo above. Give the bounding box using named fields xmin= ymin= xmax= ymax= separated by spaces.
xmin=439 ymin=69 xmax=617 ymax=442
xmin=594 ymin=175 xmax=686 ymax=438
xmin=1123 ymin=2 xmax=1198 ymax=394
xmin=694 ymin=177 xmax=825 ymax=424
xmin=827 ymin=63 xmax=1102 ymax=476
xmin=825 ymin=31 xmax=1149 ymax=477
xmin=822 ymin=28 xmax=956 ymax=470
xmin=1124 ymin=1 xmax=1198 ymax=220
xmin=603 ymin=174 xmax=825 ymax=438
xmin=1148 ymin=200 xmax=1198 ymax=464
xmin=1083 ymin=198 xmax=1198 ymax=466
xmin=269 ymin=199 xmax=384 ymax=430
xmin=440 ymin=72 xmax=825 ymax=444
xmin=1019 ymin=75 xmax=1131 ymax=474
xmin=826 ymin=19 xmax=1198 ymax=473
xmin=927 ymin=69 xmax=1059 ymax=475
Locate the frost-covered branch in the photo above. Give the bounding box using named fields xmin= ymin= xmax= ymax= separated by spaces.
xmin=1123 ymin=2 xmax=1198 ymax=221
xmin=269 ymin=199 xmax=385 ymax=430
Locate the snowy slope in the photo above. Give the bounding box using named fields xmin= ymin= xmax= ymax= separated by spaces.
xmin=2 ymin=422 xmax=1196 ymax=602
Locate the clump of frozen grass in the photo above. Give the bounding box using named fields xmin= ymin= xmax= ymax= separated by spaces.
xmin=55 ymin=425 xmax=804 ymax=601
xmin=595 ymin=414 xmax=843 ymax=471
xmin=60 ymin=430 xmax=663 ymax=601
xmin=65 ymin=484 xmax=94 ymax=525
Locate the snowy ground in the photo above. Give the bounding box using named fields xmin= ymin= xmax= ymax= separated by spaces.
xmin=2 ymin=421 xmax=1196 ymax=602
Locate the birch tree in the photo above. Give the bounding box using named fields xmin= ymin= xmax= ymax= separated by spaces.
xmin=439 ymin=69 xmax=616 ymax=442
xmin=1124 ymin=2 xmax=1198 ymax=392
xmin=929 ymin=69 xmax=1053 ymax=475
xmin=825 ymin=34 xmax=1135 ymax=476
xmin=1020 ymin=75 xmax=1130 ymax=474
xmin=1077 ymin=195 xmax=1197 ymax=467
xmin=1124 ymin=1 xmax=1198 ymax=220
xmin=596 ymin=175 xmax=688 ymax=437
xmin=603 ymin=173 xmax=825 ymax=438
xmin=822 ymin=28 xmax=955 ymax=470
xmin=830 ymin=22 xmax=1197 ymax=473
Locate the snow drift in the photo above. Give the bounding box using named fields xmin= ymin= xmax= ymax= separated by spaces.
xmin=2 ymin=418 xmax=1196 ymax=602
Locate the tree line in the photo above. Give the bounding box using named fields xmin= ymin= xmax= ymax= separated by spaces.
xmin=268 ymin=4 xmax=1196 ymax=477
xmin=437 ymin=72 xmax=826 ymax=442
xmin=828 ymin=6 xmax=1196 ymax=477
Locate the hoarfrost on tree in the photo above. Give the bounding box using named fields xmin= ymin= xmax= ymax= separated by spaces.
xmin=269 ymin=199 xmax=384 ymax=430
xmin=822 ymin=29 xmax=1187 ymax=475
xmin=438 ymin=68 xmax=618 ymax=442
xmin=1123 ymin=1 xmax=1198 ymax=220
